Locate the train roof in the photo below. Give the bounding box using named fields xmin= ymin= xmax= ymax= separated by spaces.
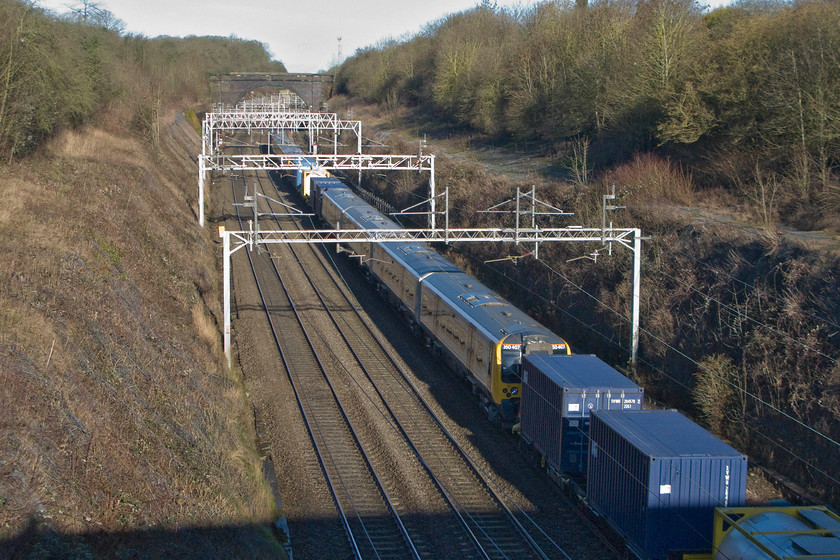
xmin=591 ymin=410 xmax=745 ymax=458
xmin=319 ymin=184 xmax=463 ymax=275
xmin=320 ymin=186 xmax=402 ymax=230
xmin=380 ymin=242 xmax=462 ymax=277
xmin=523 ymin=354 xmax=641 ymax=391
xmin=318 ymin=182 xmax=564 ymax=345
xmin=269 ymin=132 xmax=305 ymax=155
xmin=310 ymin=176 xmax=346 ymax=190
xmin=423 ymin=270 xmax=564 ymax=343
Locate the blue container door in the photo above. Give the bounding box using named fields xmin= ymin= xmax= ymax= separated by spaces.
xmin=644 ymin=456 xmax=747 ymax=558
xmin=560 ymin=418 xmax=590 ymax=474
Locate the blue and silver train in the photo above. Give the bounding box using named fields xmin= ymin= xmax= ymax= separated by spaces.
xmin=268 ymin=131 xmax=328 ymax=198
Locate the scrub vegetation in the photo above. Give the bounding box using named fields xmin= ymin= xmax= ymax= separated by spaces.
xmin=333 ymin=0 xmax=840 ymax=508
xmin=0 ymin=0 xmax=284 ymax=161
xmin=337 ymin=0 xmax=840 ymax=232
xmin=1 ymin=0 xmax=287 ymax=557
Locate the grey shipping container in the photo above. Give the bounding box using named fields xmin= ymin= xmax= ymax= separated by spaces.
xmin=520 ymin=354 xmax=643 ymax=474
xmin=587 ymin=410 xmax=747 ymax=560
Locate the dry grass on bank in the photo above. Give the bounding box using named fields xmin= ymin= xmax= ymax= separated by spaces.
xmin=0 ymin=113 xmax=281 ymax=559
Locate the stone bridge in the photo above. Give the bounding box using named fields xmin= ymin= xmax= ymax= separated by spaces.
xmin=211 ymin=73 xmax=334 ymax=109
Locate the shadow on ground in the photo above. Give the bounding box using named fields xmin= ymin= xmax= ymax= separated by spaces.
xmin=0 ymin=517 xmax=291 ymax=560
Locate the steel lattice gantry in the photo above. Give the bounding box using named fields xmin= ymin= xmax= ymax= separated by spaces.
xmin=202 ymin=153 xmax=434 ymax=172
xmin=220 ymin=225 xmax=642 ymax=368
xmin=198 ymin=152 xmax=438 ymax=229
xmin=201 ymin=111 xmax=363 ymax=156
xmin=198 ymin=152 xmax=437 ymax=228
xmin=198 ymin=110 xmax=371 ymax=227
xmin=197 ymin=132 xmax=438 ymax=228
xmin=233 ymin=92 xmax=308 ymax=112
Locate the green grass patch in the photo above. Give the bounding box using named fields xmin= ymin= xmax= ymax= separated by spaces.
xmin=185 ymin=108 xmax=202 ymax=135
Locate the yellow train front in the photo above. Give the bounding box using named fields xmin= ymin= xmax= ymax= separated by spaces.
xmin=416 ymin=272 xmax=570 ymax=422
xmin=390 ymin=256 xmax=571 ymax=422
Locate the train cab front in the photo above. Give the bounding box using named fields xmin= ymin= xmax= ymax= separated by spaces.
xmin=493 ymin=332 xmax=570 ymax=424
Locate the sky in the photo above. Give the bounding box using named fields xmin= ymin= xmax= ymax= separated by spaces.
xmin=36 ymin=0 xmax=730 ymax=73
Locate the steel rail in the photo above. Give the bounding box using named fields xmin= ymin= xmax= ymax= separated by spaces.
xmin=232 ymin=178 xmax=420 ymax=560
xmin=254 ymin=175 xmax=557 ymax=560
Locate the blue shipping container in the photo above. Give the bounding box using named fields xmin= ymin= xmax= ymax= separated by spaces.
xmin=587 ymin=410 xmax=747 ymax=560
xmin=520 ymin=354 xmax=643 ymax=474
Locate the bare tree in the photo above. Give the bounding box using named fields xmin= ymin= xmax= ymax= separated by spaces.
xmin=66 ymin=0 xmax=125 ymax=33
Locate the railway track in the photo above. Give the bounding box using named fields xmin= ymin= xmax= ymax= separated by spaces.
xmin=232 ymin=177 xmax=420 ymax=560
xmin=247 ymin=171 xmax=580 ymax=559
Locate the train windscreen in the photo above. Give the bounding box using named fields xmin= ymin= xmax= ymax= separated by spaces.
xmin=501 ymin=345 xmax=522 ymax=384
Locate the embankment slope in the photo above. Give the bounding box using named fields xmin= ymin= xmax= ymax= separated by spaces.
xmin=0 ymin=114 xmax=281 ymax=558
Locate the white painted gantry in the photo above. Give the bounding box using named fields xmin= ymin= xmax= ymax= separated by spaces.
xmin=203 ymin=111 xmax=362 ymax=152
xmin=203 ymin=153 xmax=434 ymax=172
xmin=201 ymin=111 xmax=362 ymax=161
xmin=213 ymin=97 xmax=308 ymax=114
xmin=235 ymin=91 xmax=308 ymax=112
xmin=199 ymin=110 xmax=376 ymax=227
xmin=220 ymin=224 xmax=642 ymax=369
xmin=198 ymin=113 xmax=437 ymax=229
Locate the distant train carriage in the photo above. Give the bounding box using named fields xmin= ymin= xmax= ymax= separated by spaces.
xmin=313 ymin=180 xmax=402 ymax=263
xmin=269 ymin=131 xmax=327 ymax=197
xmin=309 ymin=177 xmax=356 ymax=223
xmin=369 ymin=242 xmax=462 ymax=324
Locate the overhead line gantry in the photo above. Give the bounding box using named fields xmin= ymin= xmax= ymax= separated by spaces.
xmin=201 ymin=100 xmax=642 ymax=371
xmin=199 ymin=109 xmax=369 ymax=226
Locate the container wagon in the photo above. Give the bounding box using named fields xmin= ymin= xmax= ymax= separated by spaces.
xmin=519 ymin=354 xmax=643 ymax=475
xmin=587 ymin=410 xmax=748 ymax=560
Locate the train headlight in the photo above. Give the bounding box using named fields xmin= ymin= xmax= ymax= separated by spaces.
xmin=510 ymin=387 xmax=519 ymax=396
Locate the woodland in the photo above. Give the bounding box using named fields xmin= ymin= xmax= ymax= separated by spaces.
xmin=337 ymin=0 xmax=840 ymax=232
xmin=1 ymin=1 xmax=289 ymax=557
xmin=0 ymin=0 xmax=285 ymax=161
